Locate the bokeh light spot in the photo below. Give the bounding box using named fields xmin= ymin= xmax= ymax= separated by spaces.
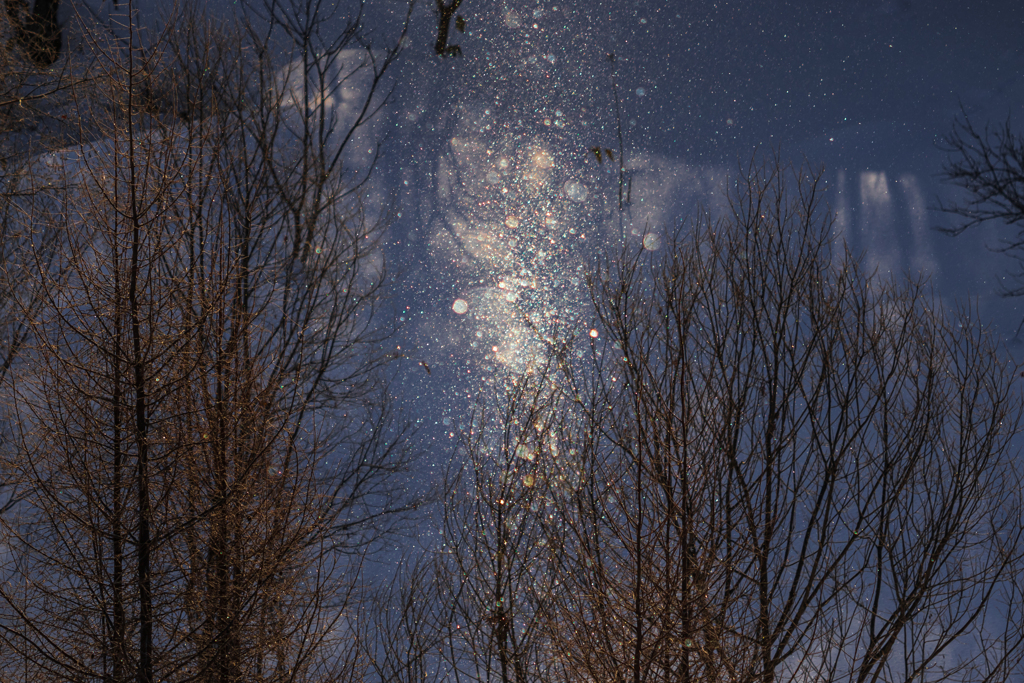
xmin=563 ymin=180 xmax=588 ymax=202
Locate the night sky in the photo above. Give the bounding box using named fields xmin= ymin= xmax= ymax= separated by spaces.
xmin=371 ymin=0 xmax=1024 ymax=474
xmin=77 ymin=0 xmax=1024 ymax=490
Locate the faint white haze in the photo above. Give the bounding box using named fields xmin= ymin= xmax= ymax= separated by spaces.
xmin=0 ymin=1 xmax=1021 ymax=682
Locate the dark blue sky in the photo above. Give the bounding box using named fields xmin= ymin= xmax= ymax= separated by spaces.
xmin=99 ymin=0 xmax=1024 ymax=468
xmin=352 ymin=0 xmax=1023 ymax=449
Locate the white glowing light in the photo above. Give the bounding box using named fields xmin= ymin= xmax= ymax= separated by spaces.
xmin=589 ymin=329 xmax=599 ymax=338
xmin=515 ymin=444 xmax=536 ymax=461
xmin=563 ymin=180 xmax=588 ymax=202
xmin=452 ymin=298 xmax=469 ymax=314
xmin=531 ymin=149 xmax=554 ymax=169
xmin=643 ymin=233 xmax=661 ymax=251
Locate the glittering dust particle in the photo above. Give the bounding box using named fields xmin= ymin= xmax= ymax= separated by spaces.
xmin=563 ymin=180 xmax=588 ymax=202
xmin=515 ymin=444 xmax=536 ymax=461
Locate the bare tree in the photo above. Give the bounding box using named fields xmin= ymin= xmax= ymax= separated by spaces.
xmin=432 ymin=363 xmax=570 ymax=683
xmin=360 ymin=557 xmax=452 ymax=683
xmin=540 ymin=159 xmax=1024 ymax=683
xmin=0 ymin=28 xmax=100 ymax=519
xmin=938 ymin=111 xmax=1024 ymax=296
xmin=0 ymin=1 xmax=414 ymax=681
xmin=0 ymin=0 xmax=103 ymax=384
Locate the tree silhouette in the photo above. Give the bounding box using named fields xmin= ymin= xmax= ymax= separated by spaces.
xmin=0 ymin=1 xmax=415 ymax=680
xmin=939 ymin=111 xmax=1024 ymax=297
xmin=4 ymin=0 xmax=61 ymax=66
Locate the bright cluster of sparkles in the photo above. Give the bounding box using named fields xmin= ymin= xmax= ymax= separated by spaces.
xmin=417 ymin=0 xmax=659 ymax=400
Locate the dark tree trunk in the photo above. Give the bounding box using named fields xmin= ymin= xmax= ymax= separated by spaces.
xmin=434 ymin=0 xmax=461 ymax=56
